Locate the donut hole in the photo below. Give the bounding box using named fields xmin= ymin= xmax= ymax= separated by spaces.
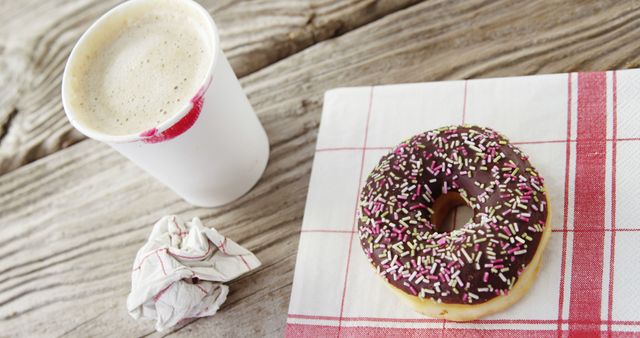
xmin=431 ymin=192 xmax=473 ymax=233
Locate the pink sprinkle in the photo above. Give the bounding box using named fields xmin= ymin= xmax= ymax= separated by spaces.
xmin=483 ymin=272 xmax=489 ymax=283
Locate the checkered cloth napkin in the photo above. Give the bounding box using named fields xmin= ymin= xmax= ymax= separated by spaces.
xmin=286 ymin=70 xmax=640 ymax=337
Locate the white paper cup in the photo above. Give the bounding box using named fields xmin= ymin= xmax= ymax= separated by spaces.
xmin=61 ymin=0 xmax=269 ymax=207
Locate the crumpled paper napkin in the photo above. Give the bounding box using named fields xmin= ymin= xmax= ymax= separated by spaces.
xmin=126 ymin=215 xmax=261 ymax=331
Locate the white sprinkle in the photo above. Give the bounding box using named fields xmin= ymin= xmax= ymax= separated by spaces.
xmin=408 ymin=271 xmax=417 ymax=282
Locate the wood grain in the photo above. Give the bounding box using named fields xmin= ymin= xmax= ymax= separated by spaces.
xmin=2 ymin=0 xmax=640 ymax=336
xmin=0 ymin=0 xmax=419 ymax=175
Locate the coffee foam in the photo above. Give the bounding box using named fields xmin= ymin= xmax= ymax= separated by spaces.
xmin=64 ymin=0 xmax=213 ymax=136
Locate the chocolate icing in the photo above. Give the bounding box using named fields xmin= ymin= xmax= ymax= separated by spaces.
xmin=357 ymin=125 xmax=548 ymax=304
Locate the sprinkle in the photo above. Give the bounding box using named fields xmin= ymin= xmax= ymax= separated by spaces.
xmin=461 ymin=248 xmax=473 ymax=263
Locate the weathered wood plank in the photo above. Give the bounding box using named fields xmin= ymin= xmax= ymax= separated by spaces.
xmin=0 ymin=0 xmax=419 ymax=175
xmin=2 ymin=0 xmax=640 ymax=336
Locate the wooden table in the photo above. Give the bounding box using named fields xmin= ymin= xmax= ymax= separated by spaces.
xmin=2 ymin=0 xmax=639 ymax=336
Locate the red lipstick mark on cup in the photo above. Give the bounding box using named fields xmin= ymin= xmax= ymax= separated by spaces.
xmin=139 ymin=79 xmax=210 ymax=144
xmin=139 ymin=128 xmax=158 ymax=138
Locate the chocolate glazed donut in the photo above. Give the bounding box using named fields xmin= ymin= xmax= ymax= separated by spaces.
xmin=357 ymin=125 xmax=551 ymax=321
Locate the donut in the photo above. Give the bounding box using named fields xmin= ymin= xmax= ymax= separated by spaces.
xmin=357 ymin=125 xmax=551 ymax=321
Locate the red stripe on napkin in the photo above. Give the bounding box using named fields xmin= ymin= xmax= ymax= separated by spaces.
xmin=568 ymin=72 xmax=607 ymax=335
xmin=607 ymin=71 xmax=618 ymax=336
xmin=287 ymin=323 xmax=640 ymax=338
xmin=556 ymin=73 xmax=573 ymax=335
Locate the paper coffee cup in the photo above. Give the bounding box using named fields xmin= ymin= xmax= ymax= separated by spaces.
xmin=61 ymin=0 xmax=269 ymax=207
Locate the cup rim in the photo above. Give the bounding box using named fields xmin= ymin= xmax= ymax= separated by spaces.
xmin=61 ymin=0 xmax=219 ymax=144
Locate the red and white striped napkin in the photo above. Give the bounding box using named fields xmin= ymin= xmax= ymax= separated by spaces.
xmin=286 ymin=70 xmax=640 ymax=337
